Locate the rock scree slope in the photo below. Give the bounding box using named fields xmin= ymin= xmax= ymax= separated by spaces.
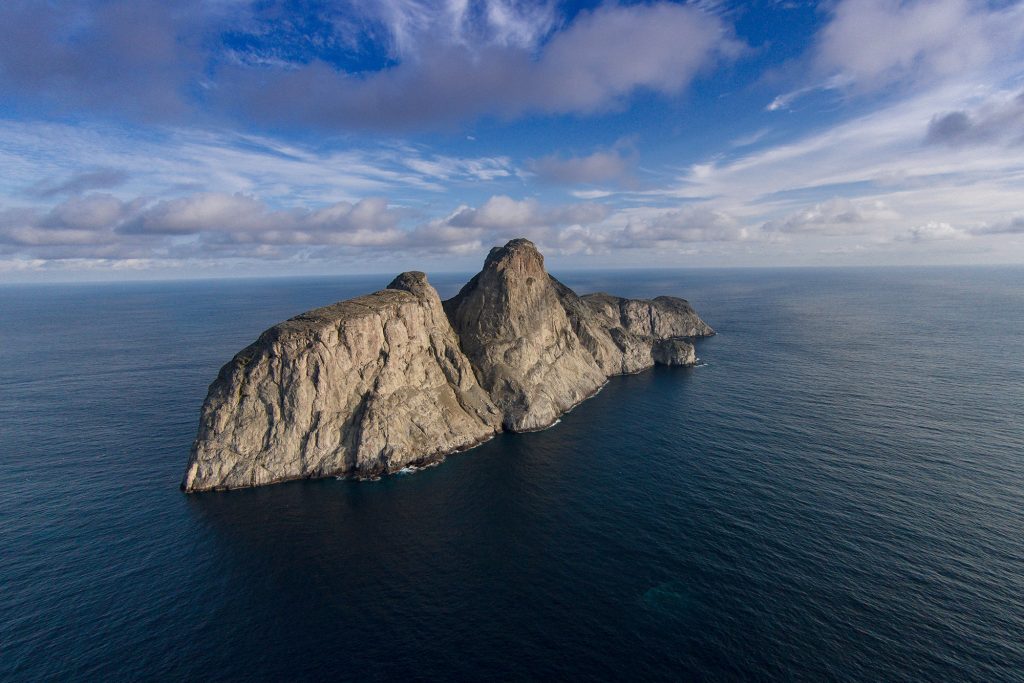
xmin=182 ymin=238 xmax=714 ymax=492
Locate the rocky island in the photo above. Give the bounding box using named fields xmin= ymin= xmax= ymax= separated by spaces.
xmin=181 ymin=239 xmax=714 ymax=492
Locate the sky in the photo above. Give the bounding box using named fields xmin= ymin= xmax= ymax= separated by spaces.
xmin=1 ymin=0 xmax=1023 ymax=280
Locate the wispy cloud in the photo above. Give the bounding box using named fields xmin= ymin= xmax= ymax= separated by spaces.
xmin=0 ymin=121 xmax=522 ymax=206
xmin=663 ymin=81 xmax=1024 ymax=238
xmin=529 ymin=142 xmax=637 ymax=186
xmin=27 ymin=168 xmax=130 ymax=199
xmin=766 ymin=0 xmax=1024 ymax=110
xmin=973 ymin=215 xmax=1024 ymax=236
xmin=814 ymin=0 xmax=1021 ymax=91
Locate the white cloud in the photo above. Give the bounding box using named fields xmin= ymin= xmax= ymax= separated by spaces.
xmin=414 ymin=199 xmax=752 ymax=256
xmin=530 ymin=4 xmax=741 ymax=113
xmin=925 ymin=90 xmax=1024 ymax=147
xmin=370 ymin=0 xmax=559 ymax=56
xmin=123 ymin=193 xmax=270 ymax=235
xmin=0 ymin=192 xmax=406 ymax=256
xmin=0 ymin=194 xmax=145 ymax=247
xmin=0 ymin=121 xmax=523 ymax=208
xmin=1 ymin=191 xmax=620 ymax=264
xmin=444 ymin=195 xmax=610 ymax=232
xmin=902 ymin=221 xmax=968 ymax=242
xmin=570 ymin=189 xmax=615 ymax=200
xmin=400 ymin=153 xmax=515 ymax=182
xmin=656 ymin=80 xmax=1024 ymax=248
xmin=122 ymin=194 xmax=403 ymax=247
xmin=815 ymin=0 xmax=1022 ymax=90
xmin=763 ymin=198 xmax=900 ymax=236
xmin=974 ymin=215 xmax=1024 ymax=235
xmin=221 ymin=3 xmax=742 ymax=129
xmin=530 ymin=144 xmax=636 ymax=185
xmin=767 ymin=0 xmax=1024 ymax=113
xmin=620 ymin=206 xmax=749 ymax=245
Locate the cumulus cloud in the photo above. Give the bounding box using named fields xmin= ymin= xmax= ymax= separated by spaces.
xmin=45 ymin=194 xmax=142 ymax=231
xmin=390 ymin=194 xmax=622 ymax=257
xmin=121 ymin=193 xmax=273 ymax=235
xmin=0 ymin=192 xmax=406 ymax=256
xmin=902 ymin=221 xmax=968 ymax=242
xmin=217 ymin=3 xmax=742 ymax=130
xmin=763 ymin=198 xmax=900 ymax=236
xmin=443 ymin=195 xmax=610 ymax=231
xmin=620 ymin=206 xmax=748 ymax=245
xmin=0 ymin=191 xmax=619 ymax=263
xmin=0 ymin=194 xmax=146 ymax=247
xmin=413 ymin=199 xmax=751 ymax=255
xmin=0 ymin=1 xmax=741 ymax=130
xmin=120 ymin=194 xmax=403 ymax=246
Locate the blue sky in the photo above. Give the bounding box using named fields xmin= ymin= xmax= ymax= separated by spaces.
xmin=1 ymin=0 xmax=1023 ymax=280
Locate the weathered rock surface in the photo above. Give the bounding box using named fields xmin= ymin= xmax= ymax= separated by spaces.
xmin=553 ymin=281 xmax=711 ymax=376
xmin=181 ymin=272 xmax=501 ymax=492
xmin=443 ymin=239 xmax=608 ymax=431
xmin=652 ymin=338 xmax=697 ymax=366
xmin=183 ymin=239 xmax=713 ymax=492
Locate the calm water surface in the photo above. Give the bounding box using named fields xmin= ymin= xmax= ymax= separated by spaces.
xmin=1 ymin=267 xmax=1022 ymax=681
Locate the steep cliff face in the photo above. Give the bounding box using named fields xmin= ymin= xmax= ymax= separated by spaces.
xmin=443 ymin=239 xmax=608 ymax=431
xmin=580 ymin=292 xmax=715 ymax=340
xmin=183 ymin=239 xmax=714 ymax=492
xmin=550 ymin=280 xmax=706 ymax=375
xmin=182 ymin=272 xmax=501 ymax=492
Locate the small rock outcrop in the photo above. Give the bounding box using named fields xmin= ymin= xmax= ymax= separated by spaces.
xmin=183 ymin=239 xmax=713 ymax=491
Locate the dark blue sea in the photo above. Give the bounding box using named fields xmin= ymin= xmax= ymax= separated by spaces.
xmin=2 ymin=267 xmax=1023 ymax=681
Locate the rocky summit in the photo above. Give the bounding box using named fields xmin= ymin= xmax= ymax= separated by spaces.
xmin=181 ymin=239 xmax=714 ymax=492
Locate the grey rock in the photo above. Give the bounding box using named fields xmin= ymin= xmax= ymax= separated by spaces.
xmin=652 ymin=338 xmax=697 ymax=366
xmin=553 ymin=282 xmax=710 ymax=375
xmin=183 ymin=239 xmax=713 ymax=492
xmin=182 ymin=272 xmax=501 ymax=491
xmin=443 ymin=239 xmax=608 ymax=431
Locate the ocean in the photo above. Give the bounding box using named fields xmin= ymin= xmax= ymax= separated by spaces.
xmin=1 ymin=266 xmax=1022 ymax=681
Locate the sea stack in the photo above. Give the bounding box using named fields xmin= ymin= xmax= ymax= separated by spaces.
xmin=182 ymin=238 xmax=714 ymax=492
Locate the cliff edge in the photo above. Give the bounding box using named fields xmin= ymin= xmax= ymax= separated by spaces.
xmin=183 ymin=239 xmax=713 ymax=491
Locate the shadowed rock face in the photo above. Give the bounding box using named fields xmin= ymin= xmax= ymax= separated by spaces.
xmin=182 ymin=239 xmax=713 ymax=492
xmin=443 ymin=239 xmax=608 ymax=431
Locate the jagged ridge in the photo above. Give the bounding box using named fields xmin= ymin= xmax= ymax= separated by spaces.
xmin=182 ymin=239 xmax=713 ymax=491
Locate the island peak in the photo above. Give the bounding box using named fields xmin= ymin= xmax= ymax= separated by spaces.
xmin=182 ymin=238 xmax=714 ymax=491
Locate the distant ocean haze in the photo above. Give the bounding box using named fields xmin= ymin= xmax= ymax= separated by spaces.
xmin=1 ymin=266 xmax=1022 ymax=680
